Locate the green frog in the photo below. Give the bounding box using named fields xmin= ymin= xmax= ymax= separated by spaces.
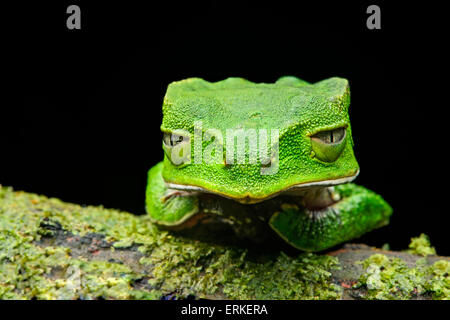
xmin=146 ymin=76 xmax=392 ymax=252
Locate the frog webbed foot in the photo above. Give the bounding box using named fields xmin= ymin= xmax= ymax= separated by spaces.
xmin=269 ymin=183 xmax=393 ymax=252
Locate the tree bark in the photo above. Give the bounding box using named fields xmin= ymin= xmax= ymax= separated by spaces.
xmin=0 ymin=186 xmax=448 ymax=300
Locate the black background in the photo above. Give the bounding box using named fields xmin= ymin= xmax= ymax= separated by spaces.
xmin=2 ymin=1 xmax=448 ymax=254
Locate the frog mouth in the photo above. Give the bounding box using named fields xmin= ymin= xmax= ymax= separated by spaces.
xmin=165 ymin=170 xmax=359 ymax=204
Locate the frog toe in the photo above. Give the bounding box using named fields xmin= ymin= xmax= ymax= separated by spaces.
xmin=269 ymin=183 xmax=392 ymax=252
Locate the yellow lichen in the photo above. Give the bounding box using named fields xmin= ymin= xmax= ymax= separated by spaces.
xmin=407 ymin=233 xmax=436 ymax=256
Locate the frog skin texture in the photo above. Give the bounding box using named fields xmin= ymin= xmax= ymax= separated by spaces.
xmin=146 ymin=77 xmax=392 ymax=252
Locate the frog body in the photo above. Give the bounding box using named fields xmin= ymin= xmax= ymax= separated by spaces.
xmin=146 ymin=77 xmax=392 ymax=252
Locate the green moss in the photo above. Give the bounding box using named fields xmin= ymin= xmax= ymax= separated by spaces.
xmin=406 ymin=233 xmax=436 ymax=256
xmin=0 ymin=186 xmax=341 ymax=300
xmin=355 ymin=253 xmax=449 ymax=300
xmin=0 ymin=228 xmax=156 ymax=299
xmin=218 ymin=252 xmax=341 ymax=299
xmin=354 ymin=234 xmax=446 ymax=299
xmin=1 ymin=186 xmax=447 ymax=300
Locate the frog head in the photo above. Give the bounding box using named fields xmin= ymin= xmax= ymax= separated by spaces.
xmin=160 ymin=76 xmax=359 ymax=204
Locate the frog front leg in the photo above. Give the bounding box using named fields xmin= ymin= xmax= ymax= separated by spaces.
xmin=146 ymin=162 xmax=269 ymax=244
xmin=146 ymin=162 xmax=272 ymax=239
xmin=146 ymin=162 xmax=200 ymax=227
xmin=269 ymin=183 xmax=393 ymax=252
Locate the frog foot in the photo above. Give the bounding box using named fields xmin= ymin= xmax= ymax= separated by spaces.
xmin=269 ymin=183 xmax=393 ymax=252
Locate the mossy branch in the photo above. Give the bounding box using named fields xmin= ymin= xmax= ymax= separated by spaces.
xmin=0 ymin=186 xmax=448 ymax=300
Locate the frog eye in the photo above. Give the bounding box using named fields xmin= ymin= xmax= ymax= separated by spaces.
xmin=310 ymin=127 xmax=346 ymax=162
xmin=163 ymin=132 xmax=188 ymax=147
xmin=163 ymin=132 xmax=191 ymax=165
